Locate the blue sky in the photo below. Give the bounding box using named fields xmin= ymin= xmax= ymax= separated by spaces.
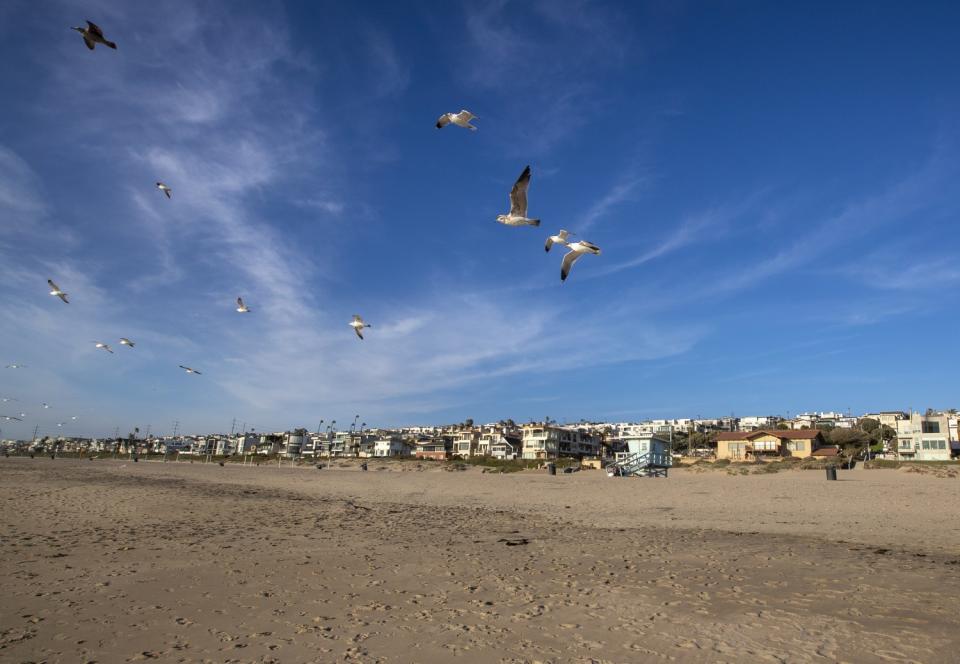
xmin=1 ymin=1 xmax=959 ymax=438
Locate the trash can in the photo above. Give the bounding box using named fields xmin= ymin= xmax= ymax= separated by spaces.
xmin=547 ymin=462 xmax=556 ymax=476
xmin=825 ymin=466 xmax=837 ymax=481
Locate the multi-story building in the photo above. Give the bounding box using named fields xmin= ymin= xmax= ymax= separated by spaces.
xmin=895 ymin=412 xmax=951 ymax=461
xmin=415 ymin=436 xmax=452 ymax=460
xmin=521 ymin=424 xmax=601 ymax=460
xmin=451 ymin=429 xmax=480 ymax=458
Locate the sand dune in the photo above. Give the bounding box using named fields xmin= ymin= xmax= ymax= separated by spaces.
xmin=1 ymin=458 xmax=958 ymax=662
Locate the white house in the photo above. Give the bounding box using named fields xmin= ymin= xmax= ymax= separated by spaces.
xmin=372 ymin=436 xmax=412 ymax=457
xmin=896 ymin=413 xmax=952 ymax=461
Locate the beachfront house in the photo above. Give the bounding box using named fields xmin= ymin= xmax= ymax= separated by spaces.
xmin=486 ymin=429 xmax=523 ymax=460
xmin=415 ymin=436 xmax=452 ymax=460
xmin=372 ymin=435 xmax=413 ymax=457
xmin=895 ymin=412 xmax=952 ymax=461
xmin=715 ymin=429 xmax=825 ymax=460
xmin=452 ymin=429 xmax=480 ymax=458
xmin=521 ymin=424 xmax=601 ymax=460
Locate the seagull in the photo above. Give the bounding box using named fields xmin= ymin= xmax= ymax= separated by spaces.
xmin=436 ymin=109 xmax=478 ymax=131
xmin=5 ymin=364 xmax=27 ymax=369
xmin=496 ymin=166 xmax=540 ymax=227
xmin=179 ymin=365 xmax=202 ymax=375
xmin=93 ymin=342 xmax=114 ymax=354
xmin=545 ymin=229 xmax=572 ymax=253
xmin=349 ymin=315 xmax=371 ymax=340
xmin=42 ymin=403 xmax=51 ymax=409
xmin=48 ymin=279 xmax=69 ymax=304
xmin=57 ymin=422 xmax=65 ymax=428
xmin=119 ymin=338 xmax=135 ymax=348
xmin=156 ymin=182 xmax=172 ymax=199
xmin=560 ymin=240 xmax=602 ymax=282
xmin=0 ymin=397 xmax=16 ymax=403
xmin=72 ymin=20 xmax=116 ymax=50
xmin=70 ymin=416 xmax=79 ymax=421
xmin=0 ymin=415 xmax=22 ymax=422
xmin=236 ymin=297 xmax=250 ymax=313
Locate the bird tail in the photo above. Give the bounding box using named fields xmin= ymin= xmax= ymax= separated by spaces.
xmin=105 ymin=40 xmax=117 ymax=49
xmin=530 ymin=219 xmax=541 ymax=227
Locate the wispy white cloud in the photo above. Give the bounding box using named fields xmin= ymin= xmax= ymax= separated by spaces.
xmin=577 ymin=175 xmax=646 ymax=232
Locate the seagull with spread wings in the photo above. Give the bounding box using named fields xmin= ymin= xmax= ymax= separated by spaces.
xmin=545 ymin=229 xmax=572 ymax=253
xmin=156 ymin=182 xmax=172 ymax=198
xmin=93 ymin=342 xmax=114 ymax=354
xmin=496 ymin=166 xmax=540 ymax=227
xmin=5 ymin=364 xmax=26 ymax=369
xmin=436 ymin=109 xmax=478 ymax=131
xmin=0 ymin=415 xmax=22 ymax=422
xmin=236 ymin=297 xmax=251 ymax=313
xmin=47 ymin=279 xmax=69 ymax=304
xmin=559 ymin=240 xmax=602 ymax=282
xmin=179 ymin=365 xmax=202 ymax=375
xmin=72 ymin=20 xmax=117 ymax=50
xmin=349 ymin=315 xmax=371 ymax=340
xmin=119 ymin=338 xmax=135 ymax=348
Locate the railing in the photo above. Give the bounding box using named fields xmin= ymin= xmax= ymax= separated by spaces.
xmin=607 ymin=451 xmax=672 ymax=476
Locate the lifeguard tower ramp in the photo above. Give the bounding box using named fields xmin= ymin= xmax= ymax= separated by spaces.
xmin=607 ymin=450 xmax=672 ymax=477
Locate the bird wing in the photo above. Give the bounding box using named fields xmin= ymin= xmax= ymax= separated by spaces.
xmin=58 ymin=293 xmax=69 ymax=303
xmin=352 ymin=315 xmax=363 ymax=324
xmin=83 ymin=36 xmax=95 ymax=50
xmin=458 ymin=110 xmax=475 ymax=120
xmin=354 ymin=327 xmax=364 ymax=340
xmin=194 ymin=369 xmax=202 ymax=374
xmin=163 ymin=187 xmax=171 ymax=198
xmin=509 ymin=166 xmax=531 ymax=217
xmin=561 ymin=249 xmax=585 ymax=282
xmin=48 ymin=279 xmax=59 ymax=290
xmin=86 ymin=20 xmax=104 ymax=37
xmin=545 ymin=236 xmax=554 ymax=252
xmin=436 ymin=113 xmax=451 ymax=129
xmin=237 ymin=297 xmax=245 ymax=308
xmin=179 ymin=365 xmax=189 ymax=371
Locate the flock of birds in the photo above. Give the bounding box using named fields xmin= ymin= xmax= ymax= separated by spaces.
xmin=2 ymin=19 xmax=605 ymax=428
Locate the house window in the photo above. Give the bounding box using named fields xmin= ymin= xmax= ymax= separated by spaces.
xmin=899 ymin=439 xmax=912 ymax=449
xmin=922 ymin=421 xmax=940 ymax=434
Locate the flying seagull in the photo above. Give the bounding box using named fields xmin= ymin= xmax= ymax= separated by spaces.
xmin=236 ymin=297 xmax=250 ymax=313
xmin=496 ymin=166 xmax=540 ymax=227
xmin=42 ymin=403 xmax=51 ymax=409
xmin=0 ymin=397 xmax=17 ymax=403
xmin=156 ymin=182 xmax=172 ymax=199
xmin=349 ymin=315 xmax=371 ymax=340
xmin=560 ymin=240 xmax=602 ymax=282
xmin=57 ymin=422 xmax=65 ymax=428
xmin=545 ymin=229 xmax=572 ymax=253
xmin=72 ymin=20 xmax=117 ymax=50
xmin=0 ymin=415 xmax=22 ymax=422
xmin=5 ymin=364 xmax=26 ymax=369
xmin=119 ymin=338 xmax=135 ymax=348
xmin=47 ymin=279 xmax=69 ymax=304
xmin=93 ymin=342 xmax=114 ymax=354
xmin=179 ymin=365 xmax=202 ymax=375
xmin=436 ymin=109 xmax=478 ymax=131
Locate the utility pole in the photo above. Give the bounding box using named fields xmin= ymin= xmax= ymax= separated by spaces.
xmin=172 ymin=420 xmax=180 ymax=440
xmin=32 ymin=424 xmax=39 ymax=442
xmin=230 ymin=418 xmax=236 ymax=436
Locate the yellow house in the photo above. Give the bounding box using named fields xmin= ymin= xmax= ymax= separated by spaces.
xmin=715 ymin=430 xmax=825 ymax=460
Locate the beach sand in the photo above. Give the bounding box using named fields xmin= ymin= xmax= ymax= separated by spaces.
xmin=1 ymin=457 xmax=959 ymax=662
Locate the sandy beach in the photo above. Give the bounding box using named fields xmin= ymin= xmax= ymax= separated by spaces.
xmin=2 ymin=458 xmax=959 ymax=663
